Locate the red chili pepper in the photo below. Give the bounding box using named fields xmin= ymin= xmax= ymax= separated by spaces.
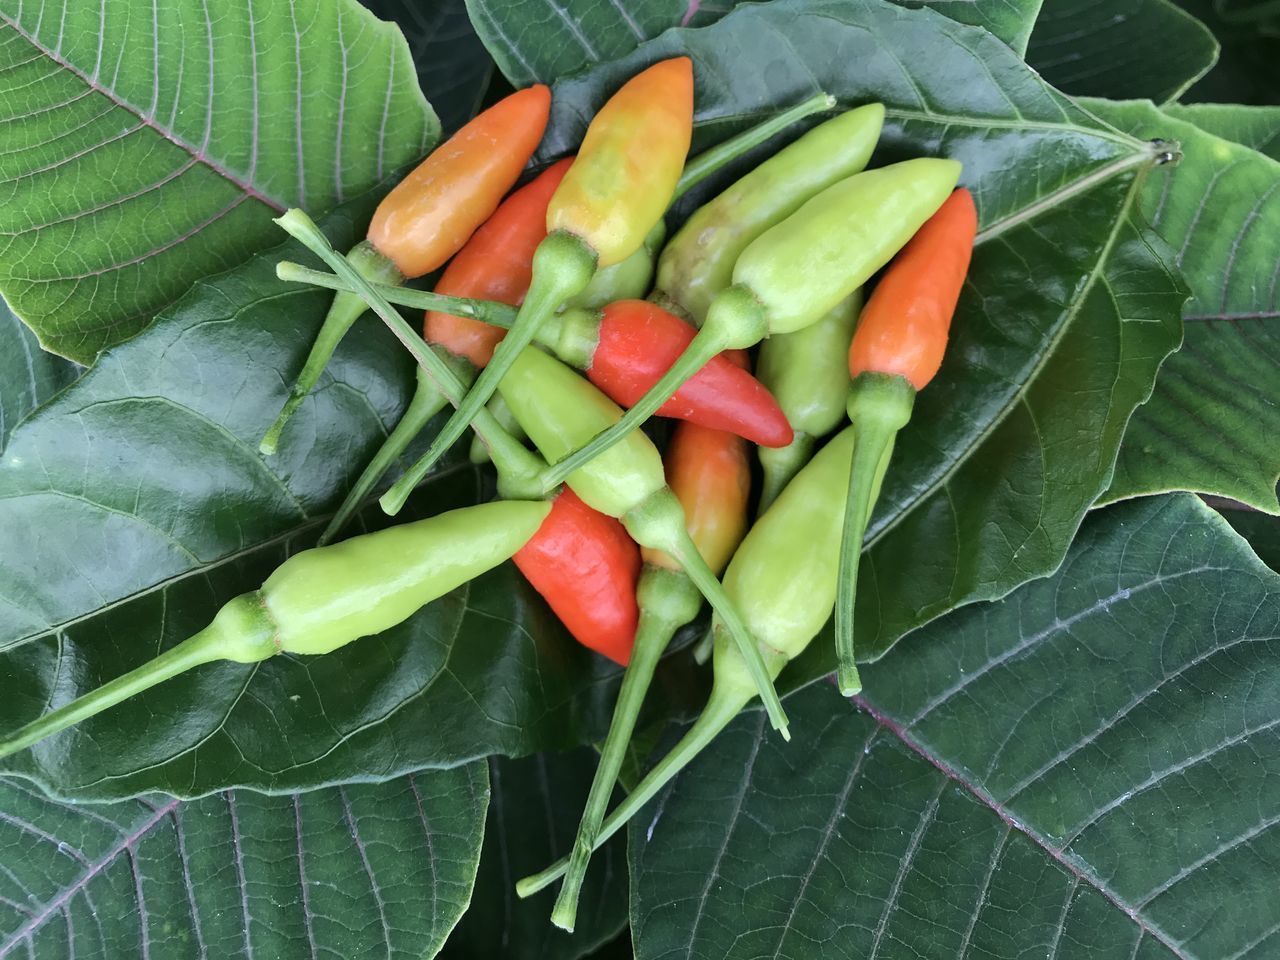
xmin=836 ymin=188 xmax=977 ymax=695
xmin=565 ymin=300 xmax=792 ymax=448
xmin=425 ymin=159 xmax=574 ymax=367
xmin=514 ymin=487 xmax=641 ymax=666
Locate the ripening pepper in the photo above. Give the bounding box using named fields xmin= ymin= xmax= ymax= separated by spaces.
xmin=549 ymin=421 xmax=750 ymax=931
xmin=835 ymin=188 xmax=977 ymax=695
xmin=0 ymin=500 xmax=552 ymax=760
xmin=540 ymin=156 xmax=962 ymax=489
xmin=260 ymin=85 xmax=551 ymax=455
xmin=520 ymin=426 xmax=867 ymax=900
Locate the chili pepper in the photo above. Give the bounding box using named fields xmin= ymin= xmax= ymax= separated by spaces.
xmin=0 ymin=499 xmax=551 ymax=760
xmin=518 ymin=426 xmax=864 ymax=899
xmin=405 ymin=58 xmax=694 ymax=481
xmin=836 ymin=188 xmax=977 ymax=695
xmin=755 ymin=292 xmax=862 ymax=511
xmin=259 ymin=85 xmax=552 ymax=455
xmin=540 ymin=157 xmax=962 ymax=489
xmin=549 ymin=421 xmax=749 ymax=930
xmin=468 ymin=393 xmax=527 ymax=466
xmin=654 ymin=103 xmax=883 ymax=325
xmin=494 ymin=345 xmax=789 ymax=736
xmin=566 ymin=221 xmax=666 ymax=310
xmin=514 ymin=486 xmax=641 ymax=665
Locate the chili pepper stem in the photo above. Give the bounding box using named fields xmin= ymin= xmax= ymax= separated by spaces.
xmin=319 ymin=366 xmax=454 ymax=546
xmin=517 ymin=678 xmax=751 ymax=898
xmin=758 ymin=433 xmax=817 ymax=514
xmin=541 ymin=286 xmax=767 ymax=491
xmin=275 ymin=261 xmax=520 ymax=329
xmin=260 ymin=242 xmax=404 ymax=456
xmin=0 ymin=594 xmax=276 ymax=759
xmin=673 ymin=92 xmax=836 ymax=199
xmin=835 ymin=373 xmax=916 ymax=696
xmin=550 ymin=567 xmax=699 ymax=931
xmin=273 ymin=210 xmax=548 ymax=504
xmin=623 ymin=488 xmax=789 ymax=737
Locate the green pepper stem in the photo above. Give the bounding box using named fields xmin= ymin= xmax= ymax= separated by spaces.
xmin=674 ymin=92 xmax=836 ymax=199
xmin=0 ymin=594 xmax=277 ymax=759
xmin=401 ymin=232 xmax=598 ymax=487
xmin=541 ymin=285 xmax=767 ymax=491
xmin=550 ymin=568 xmax=700 ymax=931
xmin=517 ymin=678 xmax=751 ymax=898
xmin=835 ymin=373 xmax=916 ymax=696
xmin=318 ymin=366 xmax=452 ymax=546
xmin=275 ymin=261 xmax=520 ymax=329
xmin=260 ymin=242 xmax=404 ymax=456
xmin=691 ymin=626 xmax=714 ymax=665
xmin=757 ymin=432 xmax=816 ymax=515
xmin=272 ymin=211 xmax=547 ymax=505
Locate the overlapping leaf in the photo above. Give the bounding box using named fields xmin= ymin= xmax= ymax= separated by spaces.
xmin=1092 ymin=100 xmax=1280 ymax=513
xmin=0 ymin=763 xmax=486 ymax=959
xmin=1027 ymin=0 xmax=1219 ymax=103
xmin=0 ymin=301 xmax=77 ymax=452
xmin=0 ymin=0 xmax=438 ymax=362
xmin=629 ymin=495 xmax=1280 ymax=959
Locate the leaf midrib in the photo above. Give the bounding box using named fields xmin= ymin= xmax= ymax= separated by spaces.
xmin=0 ymin=14 xmax=285 ymax=213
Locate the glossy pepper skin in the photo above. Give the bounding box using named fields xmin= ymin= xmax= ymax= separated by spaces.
xmin=520 ymin=428 xmax=863 ymax=900
xmin=539 ymin=156 xmax=962 ymax=490
xmin=836 ymin=189 xmax=977 ymax=696
xmin=260 ymin=86 xmax=552 ymax=455
xmin=412 ymin=59 xmax=694 ymax=484
xmin=756 ymin=292 xmax=862 ymax=510
xmin=495 ymin=347 xmax=789 ymax=736
xmin=0 ymin=500 xmax=552 ymax=760
xmin=548 ymin=420 xmax=751 ymax=931
xmin=514 ymin=487 xmax=641 ymax=666
xmin=655 ymin=103 xmax=884 ymax=324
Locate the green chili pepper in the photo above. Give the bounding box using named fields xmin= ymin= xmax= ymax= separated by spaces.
xmin=540 ymin=157 xmax=962 ymax=489
xmin=755 ymin=291 xmax=862 ymax=511
xmin=654 ymin=103 xmax=883 ymax=324
xmin=518 ymin=425 xmax=889 ymax=898
xmin=0 ymin=499 xmax=551 ymax=759
xmin=565 ymin=221 xmax=666 ymax=311
xmin=495 ymin=346 xmax=790 ymax=737
xmin=468 ymin=393 xmax=527 ymax=465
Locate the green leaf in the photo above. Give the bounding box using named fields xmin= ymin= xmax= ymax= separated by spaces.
xmin=0 ymin=763 xmax=486 ymax=959
xmin=912 ymin=0 xmax=1044 ymax=52
xmin=1218 ymin=504 xmax=1280 ymax=573
xmin=628 ymin=494 xmax=1280 ymax=959
xmin=1163 ymin=102 xmax=1280 ymax=158
xmin=0 ymin=0 xmax=439 ymax=363
xmin=1172 ymin=0 xmax=1280 ymax=105
xmin=361 ymin=0 xmax=494 ymax=133
xmin=1089 ymin=99 xmax=1280 ymax=514
xmin=0 ymin=206 xmax=699 ymax=801
xmin=546 ymin=0 xmax=1185 ymax=662
xmin=442 ymin=750 xmax=628 ymax=960
xmin=0 ymin=300 xmax=77 ymax=452
xmin=1026 ymin=0 xmax=1218 ymax=103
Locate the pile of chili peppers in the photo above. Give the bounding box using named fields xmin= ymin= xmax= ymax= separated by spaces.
xmin=0 ymin=58 xmax=978 ymax=932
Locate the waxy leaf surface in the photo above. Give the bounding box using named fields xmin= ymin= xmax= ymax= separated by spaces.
xmin=0 ymin=301 xmax=77 ymax=451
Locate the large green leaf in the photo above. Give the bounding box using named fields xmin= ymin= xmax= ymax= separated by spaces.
xmin=361 ymin=0 xmax=494 ymax=133
xmin=0 ymin=206 xmax=700 ymax=801
xmin=1163 ymin=102 xmax=1280 ymax=157
xmin=0 ymin=763 xmax=486 ymax=959
xmin=0 ymin=301 xmax=77 ymax=452
xmin=0 ymin=0 xmax=438 ymax=362
xmin=629 ymin=494 xmax=1280 ymax=959
xmin=1091 ymin=100 xmax=1280 ymax=514
xmin=442 ymin=750 xmax=628 ymax=960
xmin=1026 ymin=0 xmax=1218 ymax=103
xmin=543 ymin=0 xmax=1185 ymax=663
xmin=465 ymin=0 xmax=1042 ymax=90
xmin=1173 ymin=0 xmax=1280 ymax=105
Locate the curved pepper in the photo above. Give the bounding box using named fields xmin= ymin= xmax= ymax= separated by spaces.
xmin=756 ymin=291 xmax=862 ymax=510
xmin=836 ymin=188 xmax=977 ymax=695
xmin=495 ymin=346 xmax=789 ymax=736
xmin=260 ymin=85 xmax=552 ymax=455
xmin=408 ymin=58 xmax=694 ymax=483
xmin=0 ymin=500 xmax=552 ymax=760
xmin=514 ymin=487 xmax=641 ymax=666
xmin=540 ymin=156 xmax=962 ymax=489
xmin=654 ymin=103 xmax=884 ymax=324
xmin=547 ymin=420 xmax=750 ymax=930
xmin=519 ymin=427 xmax=863 ymax=900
